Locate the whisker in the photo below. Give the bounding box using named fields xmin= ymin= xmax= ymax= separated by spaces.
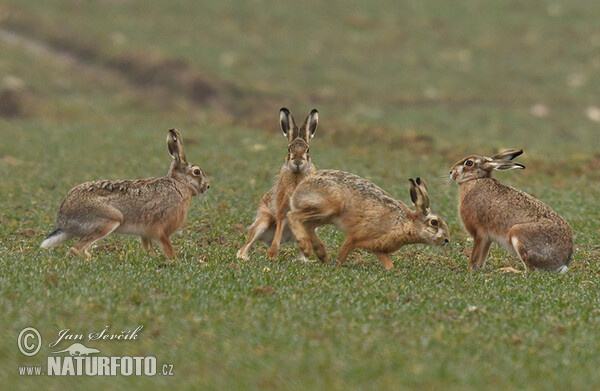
xmin=430 ymin=170 xmax=454 ymax=195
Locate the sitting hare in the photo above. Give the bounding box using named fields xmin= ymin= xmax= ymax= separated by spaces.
xmin=237 ymin=108 xmax=319 ymax=261
xmin=287 ymin=170 xmax=449 ymax=270
xmin=41 ymin=129 xmax=209 ymax=258
xmin=449 ymin=149 xmax=573 ymax=272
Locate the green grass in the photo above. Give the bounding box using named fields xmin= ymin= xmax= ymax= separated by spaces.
xmin=2 ymin=0 xmax=600 ymax=389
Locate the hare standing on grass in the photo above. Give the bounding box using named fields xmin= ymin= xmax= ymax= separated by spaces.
xmin=237 ymin=108 xmax=319 ymax=261
xmin=449 ymin=149 xmax=573 ymax=272
xmin=287 ymin=170 xmax=450 ymax=270
xmin=40 ymin=129 xmax=210 ymax=258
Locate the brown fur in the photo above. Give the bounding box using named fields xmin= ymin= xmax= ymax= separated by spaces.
xmin=237 ymin=108 xmax=319 ymax=261
xmin=450 ymin=149 xmax=573 ymax=272
xmin=287 ymin=170 xmax=450 ymax=270
xmin=41 ymin=129 xmax=209 ymax=258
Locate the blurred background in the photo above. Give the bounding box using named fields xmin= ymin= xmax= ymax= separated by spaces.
xmin=2 ymin=0 xmax=600 ymax=153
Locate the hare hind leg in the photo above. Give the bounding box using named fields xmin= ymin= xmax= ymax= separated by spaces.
xmin=237 ymin=211 xmax=273 ymax=261
xmin=509 ymin=222 xmax=569 ymax=271
xmin=70 ymin=219 xmax=121 ymax=258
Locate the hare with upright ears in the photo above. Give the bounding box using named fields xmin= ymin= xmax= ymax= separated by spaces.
xmin=237 ymin=108 xmax=319 ymax=261
xmin=449 ymin=149 xmax=573 ymax=272
xmin=40 ymin=129 xmax=210 ymax=258
xmin=287 ymin=170 xmax=450 ymax=270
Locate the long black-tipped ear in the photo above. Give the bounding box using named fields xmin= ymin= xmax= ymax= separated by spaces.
xmin=303 ymin=109 xmax=318 ymax=141
xmin=167 ymin=128 xmax=186 ymax=163
xmin=483 ymin=160 xmax=525 ymax=171
xmin=409 ymin=179 xmax=418 ymax=204
xmin=415 ymin=177 xmax=430 ymax=210
xmin=409 ymin=178 xmax=430 ymax=215
xmin=279 ymin=108 xmax=296 ymax=140
xmin=492 ymin=149 xmax=523 ymax=161
xmin=495 ymin=162 xmax=525 ymax=170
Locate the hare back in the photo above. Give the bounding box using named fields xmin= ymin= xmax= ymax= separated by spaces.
xmin=300 ymin=170 xmax=408 ymax=214
xmin=459 ymin=178 xmax=569 ymax=234
xmin=292 ymin=170 xmax=410 ymax=239
xmin=58 ymin=177 xmax=191 ymax=231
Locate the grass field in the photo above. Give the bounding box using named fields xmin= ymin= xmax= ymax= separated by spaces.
xmin=2 ymin=1 xmax=600 ymax=389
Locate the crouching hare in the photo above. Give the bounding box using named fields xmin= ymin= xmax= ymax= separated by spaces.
xmin=237 ymin=108 xmax=319 ymax=261
xmin=449 ymin=149 xmax=573 ymax=272
xmin=287 ymin=170 xmax=450 ymax=270
xmin=41 ymin=129 xmax=210 ymax=258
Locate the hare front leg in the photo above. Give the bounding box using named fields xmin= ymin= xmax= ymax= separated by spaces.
xmin=157 ymin=235 xmax=176 ymax=258
xmin=376 ymin=253 xmax=394 ymax=270
xmin=337 ymin=238 xmax=356 ymax=266
xmin=141 ymin=237 xmax=156 ymax=255
xmin=306 ymin=224 xmax=328 ymax=263
xmin=266 ymin=213 xmax=287 ymax=260
xmin=469 ymin=235 xmax=492 ymax=270
xmin=287 ymin=210 xmax=314 ymax=257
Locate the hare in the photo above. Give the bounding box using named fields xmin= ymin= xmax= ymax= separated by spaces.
xmin=237 ymin=108 xmax=319 ymax=261
xmin=449 ymin=149 xmax=573 ymax=272
xmin=287 ymin=170 xmax=450 ymax=270
xmin=40 ymin=129 xmax=210 ymax=258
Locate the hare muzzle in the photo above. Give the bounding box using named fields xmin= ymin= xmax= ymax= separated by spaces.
xmin=286 ymin=139 xmax=311 ymax=173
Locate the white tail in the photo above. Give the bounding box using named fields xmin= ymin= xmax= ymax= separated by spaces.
xmin=557 ymin=265 xmax=569 ymax=274
xmin=40 ymin=229 xmax=69 ymax=249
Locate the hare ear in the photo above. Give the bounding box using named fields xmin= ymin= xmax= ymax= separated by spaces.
xmin=492 ymin=149 xmax=523 ymax=161
xmin=167 ymin=128 xmax=186 ymax=163
xmin=409 ymin=178 xmax=430 ymax=215
xmin=483 ymin=160 xmax=525 ymax=171
xmin=301 ymin=109 xmax=318 ymax=141
xmin=409 ymin=179 xmax=418 ymax=204
xmin=415 ymin=177 xmax=430 ymax=210
xmin=280 ymin=108 xmax=297 ymax=141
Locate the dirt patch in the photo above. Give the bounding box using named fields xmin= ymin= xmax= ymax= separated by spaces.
xmin=18 ymin=228 xmax=43 ymax=237
xmin=0 ymin=89 xmax=24 ymax=117
xmin=0 ymin=155 xmax=26 ymax=166
xmin=252 ymin=285 xmax=277 ymax=297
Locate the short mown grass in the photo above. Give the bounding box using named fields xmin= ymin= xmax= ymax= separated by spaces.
xmin=2 ymin=1 xmax=600 ymax=389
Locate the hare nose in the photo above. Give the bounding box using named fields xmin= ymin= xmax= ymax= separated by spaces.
xmin=444 ymin=238 xmax=449 ymax=244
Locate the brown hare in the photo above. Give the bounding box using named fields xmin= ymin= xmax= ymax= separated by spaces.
xmin=237 ymin=108 xmax=319 ymax=261
xmin=40 ymin=129 xmax=210 ymax=258
xmin=287 ymin=170 xmax=449 ymax=270
xmin=449 ymin=149 xmax=573 ymax=272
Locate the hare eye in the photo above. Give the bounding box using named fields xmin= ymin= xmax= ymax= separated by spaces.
xmin=193 ymin=168 xmax=201 ymax=176
xmin=465 ymin=160 xmax=474 ymax=167
xmin=430 ymin=219 xmax=439 ymax=227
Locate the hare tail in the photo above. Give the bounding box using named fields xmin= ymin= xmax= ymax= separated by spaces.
xmin=40 ymin=229 xmax=70 ymax=249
